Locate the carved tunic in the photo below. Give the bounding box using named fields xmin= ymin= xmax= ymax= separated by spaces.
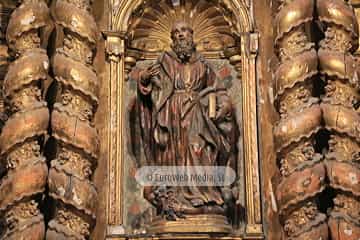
xmin=137 ymin=51 xmax=236 ymax=215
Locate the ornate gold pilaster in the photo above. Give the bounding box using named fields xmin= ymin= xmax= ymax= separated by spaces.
xmin=0 ymin=0 xmax=52 ymax=239
xmin=223 ymin=32 xmax=262 ymax=237
xmin=46 ymin=0 xmax=100 ymax=239
xmin=242 ymin=32 xmax=263 ymax=236
xmin=104 ymin=30 xmax=126 ymax=235
xmin=273 ymin=0 xmax=328 ymax=239
xmin=318 ymin=0 xmax=360 ymax=238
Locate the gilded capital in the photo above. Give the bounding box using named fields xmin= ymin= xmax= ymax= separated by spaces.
xmin=103 ymin=31 xmax=125 ymax=62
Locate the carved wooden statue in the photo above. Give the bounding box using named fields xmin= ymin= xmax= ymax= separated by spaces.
xmin=134 ymin=21 xmax=238 ymax=230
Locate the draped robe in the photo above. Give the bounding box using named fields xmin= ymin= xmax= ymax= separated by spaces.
xmin=137 ymin=51 xmax=237 ymax=214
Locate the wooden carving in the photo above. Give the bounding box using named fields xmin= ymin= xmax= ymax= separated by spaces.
xmin=127 ymin=0 xmax=238 ymax=53
xmin=131 ymin=20 xmax=238 ymax=233
xmin=106 ymin=0 xmax=262 ymax=237
xmin=0 ymin=0 xmax=52 ymax=239
xmin=274 ymin=0 xmax=360 ymax=239
xmin=273 ymin=0 xmax=328 ymax=239
xmin=46 ymin=0 xmax=100 ymax=239
xmin=2 ymin=0 xmax=359 ymax=238
xmin=318 ymin=0 xmax=360 ymax=238
xmin=0 ymin=4 xmax=11 ymax=133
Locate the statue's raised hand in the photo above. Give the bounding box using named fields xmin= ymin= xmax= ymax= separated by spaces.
xmin=140 ymin=64 xmax=161 ymax=85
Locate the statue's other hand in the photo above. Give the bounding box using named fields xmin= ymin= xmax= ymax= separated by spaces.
xmin=139 ymin=69 xmax=151 ymax=85
xmin=215 ymin=100 xmax=232 ymax=122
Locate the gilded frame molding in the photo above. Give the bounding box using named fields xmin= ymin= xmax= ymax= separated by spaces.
xmin=103 ymin=0 xmax=262 ymax=239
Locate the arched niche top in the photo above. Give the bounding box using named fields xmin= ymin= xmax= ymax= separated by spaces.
xmin=112 ymin=0 xmax=254 ymax=35
xmin=128 ymin=0 xmax=240 ymax=53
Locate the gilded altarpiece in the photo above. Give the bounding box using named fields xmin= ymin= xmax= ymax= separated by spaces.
xmin=2 ymin=0 xmax=360 ymax=239
xmin=102 ymin=0 xmax=262 ymax=239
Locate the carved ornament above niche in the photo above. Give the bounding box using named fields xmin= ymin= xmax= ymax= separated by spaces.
xmin=127 ymin=0 xmax=239 ymax=53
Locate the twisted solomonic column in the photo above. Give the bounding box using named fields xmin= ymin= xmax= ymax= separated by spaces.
xmin=0 ymin=0 xmax=52 ymax=239
xmin=273 ymin=0 xmax=328 ymax=239
xmin=317 ymin=0 xmax=360 ymax=238
xmin=46 ymin=0 xmax=100 ymax=239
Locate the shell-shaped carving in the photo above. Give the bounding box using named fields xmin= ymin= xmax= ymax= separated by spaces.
xmin=51 ymin=109 xmax=99 ymax=159
xmin=48 ymin=168 xmax=98 ymax=218
xmin=0 ymin=160 xmax=47 ymax=211
xmin=128 ymin=0 xmax=238 ymax=52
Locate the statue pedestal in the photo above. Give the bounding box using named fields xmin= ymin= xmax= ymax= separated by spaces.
xmin=148 ymin=214 xmax=232 ymax=233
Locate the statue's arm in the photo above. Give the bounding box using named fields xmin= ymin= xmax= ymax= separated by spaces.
xmin=129 ymin=67 xmax=153 ymax=95
xmin=205 ymin=63 xmax=216 ymax=87
xmin=138 ymin=68 xmax=153 ymax=95
xmin=204 ymin=63 xmax=233 ymax=121
xmin=138 ymin=60 xmax=163 ymax=95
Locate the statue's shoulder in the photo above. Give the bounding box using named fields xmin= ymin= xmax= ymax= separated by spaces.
xmin=196 ymin=53 xmax=212 ymax=69
xmin=157 ymin=51 xmax=174 ymax=63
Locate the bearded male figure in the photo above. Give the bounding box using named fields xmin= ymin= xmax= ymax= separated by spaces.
xmin=135 ymin=21 xmax=238 ymax=221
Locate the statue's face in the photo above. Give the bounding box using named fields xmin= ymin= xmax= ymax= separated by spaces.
xmin=171 ymin=22 xmax=195 ymax=62
xmin=171 ymin=22 xmax=193 ymax=43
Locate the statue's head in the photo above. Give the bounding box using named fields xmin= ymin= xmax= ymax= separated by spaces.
xmin=170 ymin=20 xmax=196 ymax=62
